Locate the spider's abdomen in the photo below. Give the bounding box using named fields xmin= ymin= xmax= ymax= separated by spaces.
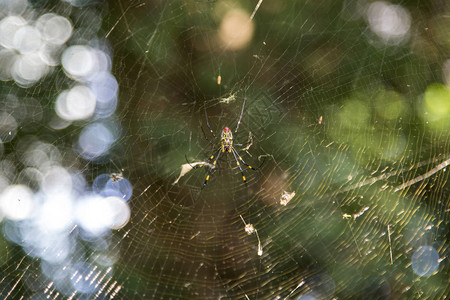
xmin=222 ymin=138 xmax=232 ymax=152
xmin=221 ymin=127 xmax=233 ymax=152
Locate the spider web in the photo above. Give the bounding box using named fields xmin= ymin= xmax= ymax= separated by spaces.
xmin=0 ymin=0 xmax=449 ymax=299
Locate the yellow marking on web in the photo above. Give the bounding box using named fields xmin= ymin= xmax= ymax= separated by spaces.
xmin=210 ymin=155 xmax=214 ymax=159
xmin=239 ymin=157 xmax=242 ymax=160
xmin=206 ymin=175 xmax=210 ymax=181
xmin=236 ymin=162 xmax=240 ymax=166
xmin=242 ymin=176 xmax=246 ymax=181
xmin=199 ymin=164 xmax=203 ymax=167
xmin=213 ymin=161 xmax=217 ymax=165
xmin=248 ymin=166 xmax=252 ymax=169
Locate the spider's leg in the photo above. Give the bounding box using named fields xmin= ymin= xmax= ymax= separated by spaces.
xmin=185 ymin=146 xmax=219 ymax=169
xmin=201 ymin=126 xmax=215 ymax=146
xmin=204 ymin=105 xmax=216 ymax=138
xmin=202 ymin=148 xmax=222 ymax=189
xmin=231 ymin=148 xmax=248 ymax=183
xmin=233 ymin=148 xmax=264 ymax=170
xmin=185 ymin=155 xmax=207 ymax=170
xmin=234 ymin=97 xmax=246 ymax=134
xmin=234 ymin=137 xmax=252 ymax=148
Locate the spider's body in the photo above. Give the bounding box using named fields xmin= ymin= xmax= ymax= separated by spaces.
xmin=221 ymin=127 xmax=233 ymax=152
xmin=186 ymin=99 xmax=262 ymax=189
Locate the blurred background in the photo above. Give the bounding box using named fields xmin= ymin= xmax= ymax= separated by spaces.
xmin=0 ymin=0 xmax=448 ymax=299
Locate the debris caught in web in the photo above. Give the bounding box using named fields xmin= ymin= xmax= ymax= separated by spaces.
xmin=219 ymin=93 xmax=236 ymax=104
xmin=240 ymin=215 xmax=263 ymax=256
xmin=172 ymin=162 xmax=212 ymax=185
xmin=342 ymin=206 xmax=369 ymax=220
xmin=342 ymin=213 xmax=352 ymax=219
xmin=242 ymin=131 xmax=254 ymax=156
xmin=110 ymin=171 xmax=124 ymax=182
xmin=244 ymin=223 xmax=255 ymax=235
xmin=353 ymin=206 xmax=369 ymax=220
xmin=280 ymin=190 xmax=295 ymax=206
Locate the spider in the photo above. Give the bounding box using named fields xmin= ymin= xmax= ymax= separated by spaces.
xmin=187 ymin=99 xmax=262 ymax=189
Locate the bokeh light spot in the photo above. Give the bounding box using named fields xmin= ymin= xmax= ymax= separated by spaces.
xmin=218 ymin=9 xmax=254 ymax=51
xmin=105 ymin=177 xmax=132 ymax=201
xmin=62 ymin=45 xmax=97 ymax=80
xmin=423 ymin=83 xmax=450 ymax=122
xmin=0 ymin=184 xmax=34 ymax=221
xmin=13 ymin=25 xmax=42 ymax=53
xmin=411 ymin=246 xmax=440 ymax=277
xmin=338 ymin=98 xmax=370 ymax=128
xmin=12 ymin=52 xmax=49 ymax=86
xmin=0 ymin=112 xmax=18 ymax=142
xmin=0 ymin=15 xmax=27 ymax=49
xmin=55 ymin=85 xmax=96 ymax=121
xmin=36 ymin=13 xmax=73 ymax=45
xmin=375 ymin=90 xmax=406 ymax=120
xmin=37 ymin=195 xmax=74 ymax=233
xmin=77 ymin=122 xmax=115 ymax=160
xmin=365 ymin=1 xmax=411 ymax=44
xmin=0 ymin=49 xmax=17 ymax=81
